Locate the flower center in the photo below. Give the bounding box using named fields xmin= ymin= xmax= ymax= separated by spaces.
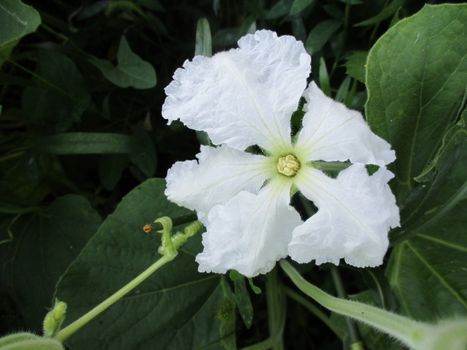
xmin=276 ymin=154 xmax=301 ymax=177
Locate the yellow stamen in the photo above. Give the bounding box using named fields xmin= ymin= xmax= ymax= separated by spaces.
xmin=277 ymin=154 xmax=300 ymax=177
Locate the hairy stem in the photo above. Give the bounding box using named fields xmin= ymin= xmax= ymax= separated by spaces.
xmin=280 ymin=260 xmax=427 ymax=349
xmin=55 ymin=253 xmax=176 ymax=342
xmin=330 ymin=266 xmax=362 ymax=348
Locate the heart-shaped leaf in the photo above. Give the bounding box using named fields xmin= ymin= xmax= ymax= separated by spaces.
xmin=55 ymin=179 xmax=236 ymax=350
xmin=365 ymin=4 xmax=467 ymax=203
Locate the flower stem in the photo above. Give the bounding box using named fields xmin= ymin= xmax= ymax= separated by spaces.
xmin=280 ymin=260 xmax=426 ymax=349
xmin=330 ymin=266 xmax=362 ymax=348
xmin=55 ymin=253 xmax=176 ymax=342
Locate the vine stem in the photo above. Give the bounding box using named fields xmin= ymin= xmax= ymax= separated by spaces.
xmin=55 ymin=215 xmax=199 ymax=342
xmin=330 ymin=266 xmax=362 ymax=348
xmin=280 ymin=260 xmax=427 ymax=349
xmin=55 ymin=253 xmax=176 ymax=342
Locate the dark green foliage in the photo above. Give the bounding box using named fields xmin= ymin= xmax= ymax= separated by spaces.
xmin=0 ymin=195 xmax=102 ymax=329
xmin=0 ymin=1 xmax=465 ymax=350
xmin=90 ymin=36 xmax=157 ymax=89
xmin=55 ymin=179 xmax=235 ymax=350
xmin=0 ymin=0 xmax=40 ymax=66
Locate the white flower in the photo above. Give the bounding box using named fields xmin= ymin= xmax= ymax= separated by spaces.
xmin=162 ymin=30 xmax=400 ymax=277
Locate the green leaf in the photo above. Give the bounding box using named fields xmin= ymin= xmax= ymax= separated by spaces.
xmin=105 ymin=0 xmax=145 ymax=17
xmin=21 ymin=50 xmax=91 ymax=132
xmin=265 ymin=0 xmax=291 ymax=20
xmin=98 ymin=154 xmax=129 ymax=191
xmin=129 ymin=126 xmax=157 ymax=178
xmin=414 ymin=113 xmax=466 ymax=184
xmin=55 ymin=179 xmax=236 ymax=350
xmin=194 ymin=18 xmax=213 ymax=146
xmin=0 ymin=195 xmax=102 ymax=329
xmin=305 ymin=19 xmax=341 ymax=54
xmin=387 ymin=115 xmax=467 ymax=321
xmin=0 ymin=153 xmax=63 ymax=207
xmin=38 ymin=130 xmax=156 ymax=178
xmin=0 ymin=0 xmax=41 ymax=65
xmin=400 ymin=116 xmax=466 ymax=231
xmin=0 ymin=40 xmax=17 ymax=68
xmin=90 ymin=36 xmax=157 ymax=89
xmin=37 ymin=133 xmax=132 ymax=154
xmin=345 ymin=51 xmax=367 ymax=83
xmin=289 ymin=0 xmax=315 ymax=16
xmin=195 ymin=18 xmax=212 ymax=57
xmin=318 ymin=57 xmax=331 ymax=96
xmin=355 ymin=0 xmax=405 ymax=27
xmin=365 ymin=4 xmax=467 ymax=200
xmin=335 ymin=76 xmax=352 ymax=103
xmin=229 ymin=271 xmax=254 ymax=328
xmin=291 ymin=16 xmax=306 ymax=42
xmin=387 ymin=202 xmax=467 ymax=321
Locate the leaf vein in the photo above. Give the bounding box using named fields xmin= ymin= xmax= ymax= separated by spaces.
xmin=406 ymin=241 xmax=467 ymax=309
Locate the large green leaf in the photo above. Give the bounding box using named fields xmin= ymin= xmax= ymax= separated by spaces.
xmin=55 ymin=179 xmax=235 ymax=350
xmin=365 ymin=4 xmax=467 ymax=201
xmin=400 ymin=116 xmax=466 ymax=231
xmin=90 ymin=36 xmax=157 ymax=89
xmin=387 ymin=116 xmax=467 ymax=320
xmin=0 ymin=195 xmax=102 ymax=329
xmin=0 ymin=0 xmax=40 ymax=65
xmin=21 ymin=50 xmax=91 ymax=132
xmin=387 ymin=202 xmax=467 ymax=321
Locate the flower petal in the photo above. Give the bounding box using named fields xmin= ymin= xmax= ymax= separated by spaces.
xmin=295 ymin=82 xmax=395 ymax=165
xmin=165 ymin=145 xmax=270 ymax=217
xmin=289 ymin=164 xmax=400 ymax=267
xmin=162 ymin=30 xmax=311 ymax=152
xmin=196 ymin=180 xmax=302 ymax=277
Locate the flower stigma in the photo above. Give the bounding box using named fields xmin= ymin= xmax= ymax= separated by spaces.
xmin=276 ymin=154 xmax=301 ymax=177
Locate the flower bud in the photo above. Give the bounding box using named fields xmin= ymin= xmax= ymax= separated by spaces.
xmin=42 ymin=300 xmax=67 ymax=337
